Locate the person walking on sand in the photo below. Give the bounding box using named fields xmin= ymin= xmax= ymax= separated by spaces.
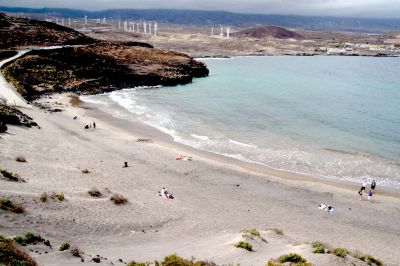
xmin=359 ymin=180 xmax=367 ymax=195
xmin=371 ymin=180 xmax=376 ymax=193
xmin=368 ymin=189 xmax=373 ymax=201
xmin=93 ymin=122 xmax=96 ymax=129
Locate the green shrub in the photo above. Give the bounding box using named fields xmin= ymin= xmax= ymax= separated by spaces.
xmin=59 ymin=241 xmax=70 ymax=251
xmin=331 ymin=248 xmax=348 ymax=258
xmin=0 ymin=239 xmax=37 ymax=266
xmin=311 ymin=241 xmax=326 ymax=254
xmin=24 ymin=232 xmax=43 ymax=244
xmin=0 ymin=235 xmax=5 ymax=242
xmin=234 ymin=241 xmax=253 ymax=251
xmin=13 ymin=236 xmax=25 ymax=246
xmin=361 ymin=255 xmax=383 ymax=266
xmin=249 ymin=229 xmax=260 ymax=237
xmin=279 ymin=253 xmax=306 ymax=263
xmin=162 ymin=254 xmax=190 ymax=266
xmin=56 ymin=192 xmax=65 ymax=201
xmin=0 ymin=168 xmax=25 ymax=182
xmin=39 ymin=192 xmax=47 ymax=202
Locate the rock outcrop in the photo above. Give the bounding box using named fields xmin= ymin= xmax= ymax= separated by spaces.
xmin=2 ymin=43 xmax=209 ymax=100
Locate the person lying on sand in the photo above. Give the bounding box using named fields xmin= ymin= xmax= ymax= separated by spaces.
xmin=159 ymin=187 xmax=174 ymax=199
xmin=176 ymin=155 xmax=192 ymax=161
xmin=318 ymin=203 xmax=334 ymax=213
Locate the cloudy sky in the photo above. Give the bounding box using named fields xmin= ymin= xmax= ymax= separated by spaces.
xmin=1 ymin=0 xmax=399 ymax=18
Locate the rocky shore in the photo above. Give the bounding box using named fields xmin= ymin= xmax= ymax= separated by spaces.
xmin=0 ymin=13 xmax=208 ymax=101
xmin=2 ymin=43 xmax=208 ymax=101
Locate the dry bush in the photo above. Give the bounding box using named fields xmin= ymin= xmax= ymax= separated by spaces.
xmin=110 ymin=193 xmax=128 ymax=205
xmin=70 ymin=247 xmax=83 ymax=257
xmin=48 ymin=192 xmax=65 ymax=201
xmin=0 ymin=198 xmax=24 ymax=213
xmin=0 ymin=239 xmax=37 ymax=266
xmin=268 ymin=228 xmax=283 ymax=235
xmin=15 ymin=156 xmax=27 ymax=162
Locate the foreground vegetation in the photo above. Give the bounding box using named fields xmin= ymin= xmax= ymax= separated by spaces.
xmin=0 ymin=236 xmax=37 ymax=266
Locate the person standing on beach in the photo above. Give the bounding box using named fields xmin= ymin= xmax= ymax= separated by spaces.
xmin=368 ymin=189 xmax=373 ymax=201
xmin=93 ymin=122 xmax=96 ymax=129
xmin=359 ymin=181 xmax=367 ymax=195
xmin=371 ymin=180 xmax=376 ymax=193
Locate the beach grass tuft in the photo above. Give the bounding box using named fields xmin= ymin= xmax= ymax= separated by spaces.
xmin=360 ymin=255 xmax=383 ymax=266
xmin=0 ymin=168 xmax=25 ymax=182
xmin=0 ymin=198 xmax=24 ymax=213
xmin=110 ymin=193 xmax=128 ymax=205
xmin=331 ymin=247 xmax=348 ymax=258
xmin=311 ymin=241 xmax=327 ymax=254
xmin=59 ymin=241 xmax=70 ymax=251
xmin=278 ymin=253 xmax=306 ymax=263
xmin=39 ymin=192 xmax=48 ymax=202
xmin=56 ymin=192 xmax=65 ymax=201
xmin=234 ymin=241 xmax=253 ymax=251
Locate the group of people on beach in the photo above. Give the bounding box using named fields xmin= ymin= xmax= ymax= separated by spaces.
xmin=158 ymin=187 xmax=174 ymax=199
xmin=84 ymin=122 xmax=96 ymax=130
xmin=358 ymin=180 xmax=376 ymax=201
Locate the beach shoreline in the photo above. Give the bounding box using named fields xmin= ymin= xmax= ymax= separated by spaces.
xmin=1 ymin=93 xmax=400 ymax=265
xmin=76 ymin=94 xmax=400 ymax=200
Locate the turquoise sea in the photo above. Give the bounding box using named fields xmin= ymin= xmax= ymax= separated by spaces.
xmin=81 ymin=56 xmax=400 ymax=188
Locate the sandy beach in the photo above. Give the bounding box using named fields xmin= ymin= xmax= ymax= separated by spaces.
xmin=1 ymin=93 xmax=399 ymax=265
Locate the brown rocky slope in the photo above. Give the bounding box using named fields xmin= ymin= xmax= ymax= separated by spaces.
xmin=2 ymin=42 xmax=209 ymax=101
xmin=0 ymin=13 xmax=208 ymax=101
xmin=0 ymin=12 xmax=94 ymax=49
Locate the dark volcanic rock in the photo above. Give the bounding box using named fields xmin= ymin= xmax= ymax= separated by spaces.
xmin=232 ymin=26 xmax=303 ymax=39
xmin=2 ymin=43 xmax=209 ymax=100
xmin=0 ymin=13 xmax=95 ymax=49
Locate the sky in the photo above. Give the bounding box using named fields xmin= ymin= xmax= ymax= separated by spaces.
xmin=1 ymin=0 xmax=400 ymax=18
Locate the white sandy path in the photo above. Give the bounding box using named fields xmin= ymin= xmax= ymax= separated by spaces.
xmin=0 ymin=50 xmax=31 ymax=108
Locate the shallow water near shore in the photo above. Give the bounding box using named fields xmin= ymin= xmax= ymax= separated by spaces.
xmin=81 ymin=56 xmax=400 ymax=188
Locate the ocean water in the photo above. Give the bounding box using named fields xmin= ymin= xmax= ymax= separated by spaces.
xmin=81 ymin=56 xmax=400 ymax=188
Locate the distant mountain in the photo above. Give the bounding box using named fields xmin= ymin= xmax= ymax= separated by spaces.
xmin=232 ymin=26 xmax=302 ymax=39
xmin=1 ymin=6 xmax=400 ymax=33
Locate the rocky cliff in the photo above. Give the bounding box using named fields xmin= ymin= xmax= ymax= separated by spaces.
xmin=0 ymin=13 xmax=209 ymax=101
xmin=2 ymin=43 xmax=209 ymax=100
